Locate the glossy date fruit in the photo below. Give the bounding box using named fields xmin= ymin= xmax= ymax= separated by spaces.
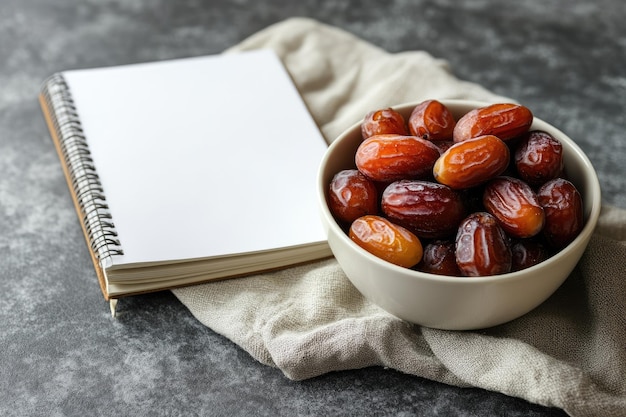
xmin=514 ymin=130 xmax=564 ymax=186
xmin=455 ymin=212 xmax=512 ymax=276
xmin=453 ymin=103 xmax=533 ymax=143
xmin=361 ymin=108 xmax=409 ymax=139
xmin=408 ymin=99 xmax=456 ymax=141
xmin=381 ymin=179 xmax=466 ymax=239
xmin=329 ymin=100 xmax=584 ymax=276
xmin=433 ymin=134 xmax=510 ymax=189
xmin=537 ymin=178 xmax=584 ymax=249
xmin=417 ymin=240 xmax=461 ymax=276
xmin=511 ymin=239 xmax=549 ymax=271
xmin=328 ymin=169 xmax=378 ymax=224
xmin=483 ymin=176 xmax=545 ymax=238
xmin=349 ymin=215 xmax=423 ymax=268
xmin=355 ymin=134 xmax=441 ymax=182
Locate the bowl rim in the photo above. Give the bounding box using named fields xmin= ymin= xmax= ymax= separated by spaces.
xmin=318 ymin=99 xmax=602 ymax=285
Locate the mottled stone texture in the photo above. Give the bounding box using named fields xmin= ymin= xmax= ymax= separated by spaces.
xmin=1 ymin=0 xmax=624 ymax=416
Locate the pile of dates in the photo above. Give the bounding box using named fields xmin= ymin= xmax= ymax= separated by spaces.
xmin=328 ymin=100 xmax=584 ymax=277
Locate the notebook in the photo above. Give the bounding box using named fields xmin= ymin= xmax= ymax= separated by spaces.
xmin=39 ymin=49 xmax=332 ymax=308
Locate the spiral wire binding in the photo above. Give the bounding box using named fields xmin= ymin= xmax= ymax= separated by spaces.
xmin=42 ymin=74 xmax=124 ymax=265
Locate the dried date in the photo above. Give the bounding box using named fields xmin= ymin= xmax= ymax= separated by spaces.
xmin=455 ymin=212 xmax=512 ymax=276
xmin=514 ymin=130 xmax=564 ymax=187
xmin=511 ymin=239 xmax=549 ymax=271
xmin=433 ymin=134 xmax=510 ymax=189
xmin=483 ymin=176 xmax=545 ymax=238
xmin=361 ymin=108 xmax=409 ymax=139
xmin=537 ymin=178 xmax=584 ymax=249
xmin=381 ymin=179 xmax=466 ymax=239
xmin=328 ymin=169 xmax=378 ymax=224
xmin=453 ymin=103 xmax=533 ymax=143
xmin=417 ymin=240 xmax=461 ymax=276
xmin=349 ymin=215 xmax=423 ymax=268
xmin=408 ymin=100 xmax=456 ymax=141
xmin=355 ymin=134 xmax=441 ymax=182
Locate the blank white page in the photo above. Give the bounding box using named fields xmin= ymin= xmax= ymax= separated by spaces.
xmin=63 ymin=50 xmax=328 ymax=267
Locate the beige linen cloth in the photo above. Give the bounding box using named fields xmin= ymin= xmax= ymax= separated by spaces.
xmin=173 ymin=18 xmax=626 ymax=417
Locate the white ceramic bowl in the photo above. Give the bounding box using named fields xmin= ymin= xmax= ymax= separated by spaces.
xmin=318 ymin=99 xmax=601 ymax=330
